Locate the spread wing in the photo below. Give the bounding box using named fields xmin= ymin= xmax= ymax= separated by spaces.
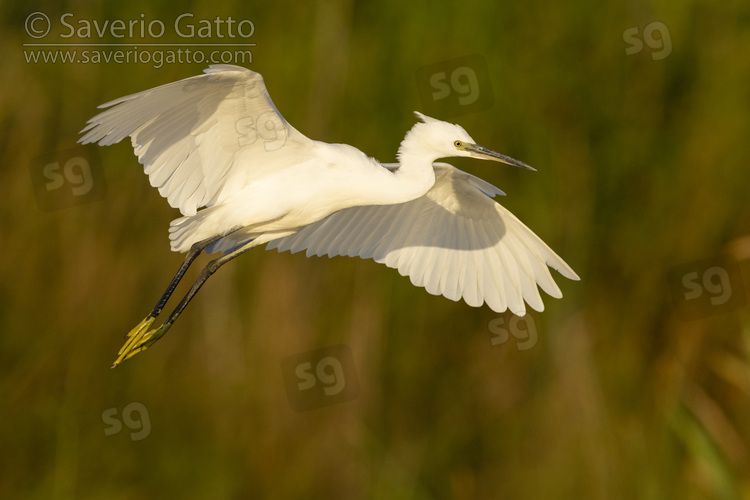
xmin=79 ymin=64 xmax=314 ymax=216
xmin=267 ymin=163 xmax=579 ymax=315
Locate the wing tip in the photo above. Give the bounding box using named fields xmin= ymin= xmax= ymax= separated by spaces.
xmin=551 ymin=261 xmax=581 ymax=281
xmin=203 ymin=64 xmax=252 ymax=75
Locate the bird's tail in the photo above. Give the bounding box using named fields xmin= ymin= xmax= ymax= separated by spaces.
xmin=169 ymin=210 xmax=293 ymax=255
xmin=168 ymin=216 xmax=202 ymax=253
xmin=167 ymin=209 xmax=233 ymax=253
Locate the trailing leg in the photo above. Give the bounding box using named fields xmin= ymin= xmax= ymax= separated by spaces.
xmin=112 ymin=238 xmax=261 ymax=367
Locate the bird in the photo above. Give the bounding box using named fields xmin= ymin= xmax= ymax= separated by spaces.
xmin=79 ymin=64 xmax=579 ymax=367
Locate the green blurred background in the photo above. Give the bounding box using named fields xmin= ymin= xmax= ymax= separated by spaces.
xmin=2 ymin=0 xmax=750 ymax=498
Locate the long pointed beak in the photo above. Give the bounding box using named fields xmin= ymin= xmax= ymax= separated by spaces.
xmin=465 ymin=143 xmax=536 ymax=171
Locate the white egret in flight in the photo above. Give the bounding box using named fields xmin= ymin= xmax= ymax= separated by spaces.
xmin=79 ymin=64 xmax=579 ymax=367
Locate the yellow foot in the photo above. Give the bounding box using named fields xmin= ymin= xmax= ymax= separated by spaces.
xmin=112 ymin=316 xmax=168 ymax=368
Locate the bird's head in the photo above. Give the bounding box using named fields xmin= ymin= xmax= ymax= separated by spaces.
xmin=398 ymin=112 xmax=535 ymax=171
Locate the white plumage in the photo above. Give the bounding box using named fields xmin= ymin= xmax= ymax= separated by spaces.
xmin=268 ymin=163 xmax=578 ymax=315
xmin=79 ymin=64 xmax=579 ymax=365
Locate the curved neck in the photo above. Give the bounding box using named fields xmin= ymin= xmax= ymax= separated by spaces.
xmin=348 ymin=124 xmax=440 ymax=207
xmin=376 ymin=128 xmax=441 ymax=203
xmin=389 ymin=151 xmax=436 ymax=200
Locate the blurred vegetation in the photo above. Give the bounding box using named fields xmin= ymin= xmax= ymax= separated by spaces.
xmin=2 ymin=0 xmax=750 ymax=498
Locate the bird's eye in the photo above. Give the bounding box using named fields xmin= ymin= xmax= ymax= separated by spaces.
xmin=454 ymin=140 xmax=463 ymax=148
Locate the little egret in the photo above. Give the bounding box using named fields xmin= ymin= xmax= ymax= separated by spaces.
xmin=79 ymin=64 xmax=579 ymax=367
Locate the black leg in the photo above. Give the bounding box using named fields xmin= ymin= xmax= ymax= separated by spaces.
xmin=148 ymin=234 xmax=225 ymax=320
xmin=112 ymin=236 xmax=259 ymax=367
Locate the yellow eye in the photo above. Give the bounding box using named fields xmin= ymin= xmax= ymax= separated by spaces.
xmin=454 ymin=140 xmax=463 ymax=148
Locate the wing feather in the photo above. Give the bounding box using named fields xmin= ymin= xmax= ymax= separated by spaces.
xmin=80 ymin=64 xmax=313 ymax=216
xmin=267 ymin=163 xmax=579 ymax=314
